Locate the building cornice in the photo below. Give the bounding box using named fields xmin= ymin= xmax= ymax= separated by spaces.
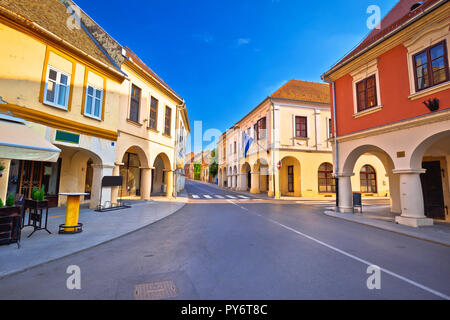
xmin=336 ymin=109 xmax=450 ymax=143
xmin=0 ymin=103 xmax=118 ymax=141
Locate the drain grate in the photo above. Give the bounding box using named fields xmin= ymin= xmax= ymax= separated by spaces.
xmin=134 ymin=280 xmax=178 ymax=300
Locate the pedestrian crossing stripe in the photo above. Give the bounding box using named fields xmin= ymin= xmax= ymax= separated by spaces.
xmin=191 ymin=194 xmax=259 ymax=200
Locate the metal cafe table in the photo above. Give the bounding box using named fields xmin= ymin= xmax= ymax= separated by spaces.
xmin=58 ymin=193 xmax=88 ymax=234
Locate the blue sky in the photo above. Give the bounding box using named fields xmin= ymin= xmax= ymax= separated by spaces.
xmin=75 ymin=0 xmax=398 ymax=152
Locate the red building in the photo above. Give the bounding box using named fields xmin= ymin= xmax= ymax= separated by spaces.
xmin=322 ymin=0 xmax=450 ymax=226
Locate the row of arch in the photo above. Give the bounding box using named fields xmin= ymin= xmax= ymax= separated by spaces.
xmin=337 ymin=128 xmax=450 ymax=223
xmin=218 ymin=160 xmax=378 ymax=195
xmin=117 ymin=146 xmax=172 ymax=198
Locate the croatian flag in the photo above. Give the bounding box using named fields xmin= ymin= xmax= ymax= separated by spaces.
xmin=243 ymin=132 xmax=253 ymax=158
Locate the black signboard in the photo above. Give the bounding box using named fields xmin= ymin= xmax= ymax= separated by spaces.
xmin=101 ymin=176 xmax=123 ymax=188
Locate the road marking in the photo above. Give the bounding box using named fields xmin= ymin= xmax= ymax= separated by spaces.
xmin=237 ymin=195 xmax=249 ymax=199
xmin=226 ymin=195 xmax=237 ymax=199
xmin=203 ymin=195 xmax=213 ymax=199
xmin=215 ymin=195 xmax=225 ymax=199
xmin=230 ymin=202 xmax=450 ymax=300
xmin=270 ymin=220 xmax=450 ymax=300
xmin=191 ymin=195 xmax=200 ymax=199
xmin=49 ymin=214 xmax=66 ymax=219
xmin=227 ymin=200 xmax=248 ymax=211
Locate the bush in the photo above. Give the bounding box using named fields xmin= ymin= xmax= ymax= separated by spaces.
xmin=0 ymin=198 xmax=3 ymax=207
xmin=5 ymin=193 xmax=15 ymax=207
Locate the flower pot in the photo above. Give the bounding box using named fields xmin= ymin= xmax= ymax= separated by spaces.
xmin=0 ymin=206 xmax=22 ymax=246
xmin=25 ymin=199 xmax=49 ymax=210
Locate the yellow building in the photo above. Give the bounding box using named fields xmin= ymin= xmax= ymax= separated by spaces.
xmin=0 ymin=0 xmax=125 ymax=208
xmin=218 ymin=133 xmax=228 ymax=187
xmin=112 ymin=47 xmax=189 ymax=201
xmin=218 ymin=80 xmax=390 ymax=198
xmin=0 ymin=0 xmax=190 ymax=210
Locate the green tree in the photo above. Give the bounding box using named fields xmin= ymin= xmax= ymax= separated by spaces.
xmin=209 ymin=161 xmax=218 ymax=179
xmin=193 ymin=163 xmax=201 ymax=181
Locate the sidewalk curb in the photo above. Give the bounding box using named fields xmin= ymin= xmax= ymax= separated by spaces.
xmin=0 ymin=194 xmax=189 ymax=280
xmin=323 ymin=210 xmax=450 ymax=247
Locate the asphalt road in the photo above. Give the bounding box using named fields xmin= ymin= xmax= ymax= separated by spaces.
xmin=0 ymin=179 xmax=449 ymax=300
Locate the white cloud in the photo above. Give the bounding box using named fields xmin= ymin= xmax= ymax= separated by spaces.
xmin=237 ymin=38 xmax=251 ymax=46
xmin=192 ymin=34 xmax=214 ymax=43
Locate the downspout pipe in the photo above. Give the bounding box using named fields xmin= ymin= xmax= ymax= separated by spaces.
xmin=331 ymin=81 xmax=339 ymax=209
xmin=270 ymin=98 xmax=276 ymax=199
xmin=324 ymin=80 xmax=339 ymax=209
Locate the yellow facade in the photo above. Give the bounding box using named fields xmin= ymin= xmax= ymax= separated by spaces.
xmin=217 ymin=81 xmax=389 ymax=199
xmin=0 ymin=1 xmax=190 ymax=211
xmin=113 ymin=52 xmax=189 ymax=201
xmin=0 ymin=7 xmax=124 ymax=209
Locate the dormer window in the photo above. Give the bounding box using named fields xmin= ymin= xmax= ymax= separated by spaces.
xmin=410 ymin=1 xmax=424 ymax=12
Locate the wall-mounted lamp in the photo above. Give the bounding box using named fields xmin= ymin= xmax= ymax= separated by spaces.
xmin=423 ymin=98 xmax=439 ymax=112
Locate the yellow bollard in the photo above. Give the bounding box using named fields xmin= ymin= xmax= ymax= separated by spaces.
xmin=65 ymin=195 xmax=81 ymax=232
xmin=59 ymin=193 xmax=87 ymax=234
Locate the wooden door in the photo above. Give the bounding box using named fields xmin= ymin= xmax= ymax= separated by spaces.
xmin=18 ymin=161 xmax=44 ymax=199
xmin=421 ymin=161 xmax=445 ymax=220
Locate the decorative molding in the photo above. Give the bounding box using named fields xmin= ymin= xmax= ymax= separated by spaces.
xmin=352 ymin=105 xmax=383 ymax=118
xmin=392 ymin=168 xmax=427 ymax=174
xmin=336 ymin=109 xmax=450 ymax=143
xmin=0 ymin=103 xmax=117 ymax=141
xmin=408 ymin=81 xmax=450 ymax=100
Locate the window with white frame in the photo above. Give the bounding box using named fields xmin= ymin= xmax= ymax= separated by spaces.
xmin=404 ymin=23 xmax=450 ymax=96
xmin=350 ymin=59 xmax=381 ymax=115
xmin=84 ymin=85 xmax=103 ymax=119
xmin=44 ymin=66 xmax=70 ymax=109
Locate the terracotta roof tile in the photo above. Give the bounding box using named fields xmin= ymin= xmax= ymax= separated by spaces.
xmin=332 ymin=0 xmax=442 ymax=71
xmin=270 ymin=80 xmax=330 ymax=104
xmin=0 ymin=0 xmax=116 ymax=69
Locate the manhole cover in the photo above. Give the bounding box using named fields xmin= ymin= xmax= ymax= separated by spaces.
xmin=134 ymin=280 xmax=178 ymax=300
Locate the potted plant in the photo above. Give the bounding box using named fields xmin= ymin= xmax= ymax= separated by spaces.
xmin=25 ymin=185 xmax=48 ymax=210
xmin=0 ymin=193 xmax=22 ymax=247
xmin=0 ymin=164 xmax=5 ymax=177
xmin=0 ymin=194 xmax=18 ymax=213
